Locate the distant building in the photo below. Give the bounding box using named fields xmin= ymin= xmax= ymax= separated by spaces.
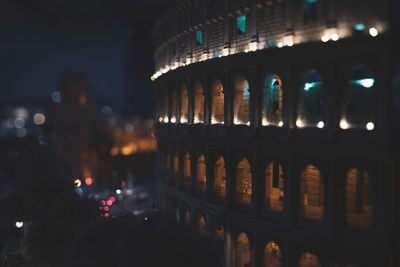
xmin=153 ymin=0 xmax=398 ymax=266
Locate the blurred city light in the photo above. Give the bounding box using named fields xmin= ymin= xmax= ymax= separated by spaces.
xmin=106 ymin=200 xmax=113 ymax=206
xmin=74 ymin=179 xmax=82 ymax=187
xmin=85 ymin=177 xmax=94 ymax=186
xmin=33 ymin=113 xmax=46 ymax=125
xmin=51 ymin=91 xmax=61 ymax=103
xmin=104 ymin=206 xmax=109 ymax=211
xmin=104 ymin=213 xmax=109 ymax=218
xmin=14 ymin=118 xmax=25 ymax=128
xmin=116 ymin=189 xmax=122 ymax=194
xmin=110 ymin=196 xmax=116 ymax=203
xmin=15 ymin=221 xmax=23 ymax=228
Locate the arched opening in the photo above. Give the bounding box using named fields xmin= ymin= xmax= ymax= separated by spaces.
xmin=215 ymin=223 xmax=224 ymax=239
xmin=180 ymin=84 xmax=189 ymax=123
xmin=264 ymin=241 xmax=282 ymax=267
xmin=211 ymin=79 xmax=224 ymax=124
xmin=173 ymin=151 xmax=179 ymax=181
xmin=345 ymin=168 xmax=373 ymax=228
xmin=233 ymin=76 xmax=250 ymax=125
xmin=344 ymin=65 xmax=375 ymax=128
xmin=300 ymin=165 xmax=324 ymax=220
xmin=214 ymin=156 xmax=226 ymax=198
xmin=171 ymin=89 xmax=177 ymax=123
xmin=198 ymin=216 xmax=206 ymax=233
xmin=183 ymin=205 xmax=191 ymax=223
xmin=183 ymin=152 xmax=191 ymax=185
xmin=197 ymin=154 xmax=206 ymax=191
xmin=236 ymin=232 xmax=251 ymax=267
xmin=236 ymin=158 xmax=252 ymax=205
xmin=262 ymin=74 xmax=283 ymax=126
xmin=193 ymin=81 xmax=204 ymax=123
xmin=297 ymin=70 xmax=324 ymax=128
xmin=265 ymin=161 xmax=284 ymax=211
xmin=298 ymin=252 xmax=321 ymax=267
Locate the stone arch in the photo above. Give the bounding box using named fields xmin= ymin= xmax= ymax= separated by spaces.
xmin=197 ymin=154 xmax=207 ymax=191
xmin=180 ymin=83 xmax=189 ymax=123
xmin=233 ymin=76 xmax=250 ymax=125
xmin=298 ymin=252 xmax=321 ymax=267
xmin=264 ymin=241 xmax=282 ymax=267
xmin=210 ymin=79 xmax=224 ymax=124
xmin=345 ymin=168 xmax=373 ymax=228
xmin=215 ymin=223 xmax=224 ymax=239
xmin=183 ymin=151 xmax=191 ymax=185
xmin=262 ymin=74 xmax=283 ymax=126
xmin=300 ymin=164 xmax=324 ymax=220
xmin=236 ymin=232 xmax=251 ymax=267
xmin=214 ymin=156 xmax=227 ymax=198
xmin=344 ymin=64 xmax=375 ymax=128
xmin=265 ymin=161 xmax=284 ymax=211
xmin=193 ymin=81 xmax=204 ymax=123
xmin=197 ymin=215 xmax=207 ymax=233
xmin=173 ymin=150 xmax=179 ymax=181
xmin=297 ymin=69 xmax=324 ymax=128
xmin=171 ymin=89 xmax=177 ymax=123
xmin=236 ymin=157 xmax=252 ymax=205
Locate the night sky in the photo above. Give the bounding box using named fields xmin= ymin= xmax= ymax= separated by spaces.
xmin=0 ymin=0 xmax=171 ymax=116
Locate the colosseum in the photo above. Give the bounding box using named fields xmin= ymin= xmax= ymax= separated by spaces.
xmin=152 ymin=0 xmax=399 ymax=266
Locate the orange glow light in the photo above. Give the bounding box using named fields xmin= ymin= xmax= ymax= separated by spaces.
xmin=121 ymin=180 xmax=127 ymax=187
xmin=85 ymin=177 xmax=94 ymax=186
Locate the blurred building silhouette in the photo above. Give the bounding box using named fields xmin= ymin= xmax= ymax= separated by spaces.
xmin=153 ymin=0 xmax=398 ymax=266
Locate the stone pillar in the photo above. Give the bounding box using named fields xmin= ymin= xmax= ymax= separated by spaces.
xmin=284 ymin=0 xmax=293 ymax=32
xmin=223 ymin=71 xmax=233 ymax=126
xmin=206 ymin=146 xmax=214 ymax=201
xmin=225 ymin=220 xmax=233 ymax=267
xmin=225 ymin=147 xmax=234 ymax=209
xmin=248 ymin=70 xmax=259 ymax=127
xmin=203 ymin=74 xmax=211 ymax=125
xmin=250 ymin=0 xmax=258 ymax=41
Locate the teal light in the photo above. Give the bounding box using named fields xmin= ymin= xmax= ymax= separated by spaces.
xmin=304 ymin=81 xmax=321 ymax=91
xmin=214 ymin=51 xmax=220 ymax=58
xmin=352 ymin=78 xmax=375 ymax=88
xmin=196 ymin=31 xmax=202 ymax=44
xmin=237 ymin=15 xmax=246 ymax=33
xmin=268 ymin=40 xmax=277 ymax=48
xmin=354 ymin=23 xmax=366 ymax=31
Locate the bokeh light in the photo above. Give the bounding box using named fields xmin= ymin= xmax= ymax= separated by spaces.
xmin=85 ymin=177 xmax=94 ymax=186
xmin=33 ymin=113 xmax=46 ymax=125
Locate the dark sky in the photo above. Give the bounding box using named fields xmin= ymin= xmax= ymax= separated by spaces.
xmin=0 ymin=0 xmax=171 ymax=117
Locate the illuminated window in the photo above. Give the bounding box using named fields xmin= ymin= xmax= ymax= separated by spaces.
xmin=173 ymin=151 xmax=179 ymax=181
xmin=184 ymin=207 xmax=191 ymax=223
xmin=264 ymin=241 xmax=282 ymax=267
xmin=237 ymin=15 xmax=246 ymax=33
xmin=345 ymin=65 xmax=375 ymax=128
xmin=345 ymin=168 xmax=373 ymax=228
xmin=268 ymin=40 xmax=277 ymax=48
xmin=354 ymin=23 xmax=366 ymax=32
xmin=233 ymin=77 xmax=250 ymax=125
xmin=193 ymin=81 xmax=204 ymax=123
xmin=198 ymin=216 xmax=206 ymax=233
xmin=214 ymin=51 xmax=220 ymax=58
xmin=214 ymin=156 xmax=226 ymax=198
xmin=298 ymin=252 xmax=321 ymax=267
xmin=196 ymin=31 xmax=203 ymax=44
xmin=197 ymin=154 xmax=207 ymax=191
xmin=180 ymin=84 xmax=189 ymax=123
xmin=183 ymin=152 xmax=191 ymax=184
xmin=265 ymin=161 xmax=284 ymax=212
xmin=304 ymin=0 xmax=318 ymax=21
xmin=236 ymin=158 xmax=252 ymax=205
xmin=211 ymin=79 xmax=224 ymax=124
xmin=297 ymin=70 xmax=324 ymax=127
xmin=236 ymin=233 xmax=251 ymax=267
xmin=262 ymin=74 xmax=283 ymax=126
xmin=300 ymin=165 xmax=324 ymax=220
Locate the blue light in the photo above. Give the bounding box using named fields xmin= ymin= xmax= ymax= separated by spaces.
xmin=353 ymin=78 xmax=375 ymax=88
xmin=304 ymin=81 xmax=321 ymax=91
xmin=196 ymin=31 xmax=202 ymax=44
xmin=51 ymin=91 xmax=61 ymax=103
xmin=354 ymin=23 xmax=365 ymax=31
xmin=268 ymin=40 xmax=277 ymax=48
xmin=214 ymin=51 xmax=220 ymax=58
xmin=237 ymin=15 xmax=246 ymax=33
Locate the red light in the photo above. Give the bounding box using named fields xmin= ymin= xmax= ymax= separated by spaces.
xmin=104 ymin=213 xmax=109 ymax=218
xmin=101 ymin=200 xmax=106 ymax=206
xmin=106 ymin=200 xmax=113 ymax=206
xmin=85 ymin=177 xmax=94 ymax=186
xmin=99 ymin=207 xmax=102 ymax=210
xmin=101 ymin=214 xmax=103 ymax=217
xmin=110 ymin=196 xmax=116 ymax=203
xmin=104 ymin=206 xmax=109 ymax=211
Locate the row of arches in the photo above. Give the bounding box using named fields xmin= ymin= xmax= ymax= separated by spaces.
xmin=167 ymin=152 xmax=373 ymax=228
xmin=163 ymin=64 xmax=376 ymax=129
xmin=177 ymin=207 xmax=321 ymax=267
